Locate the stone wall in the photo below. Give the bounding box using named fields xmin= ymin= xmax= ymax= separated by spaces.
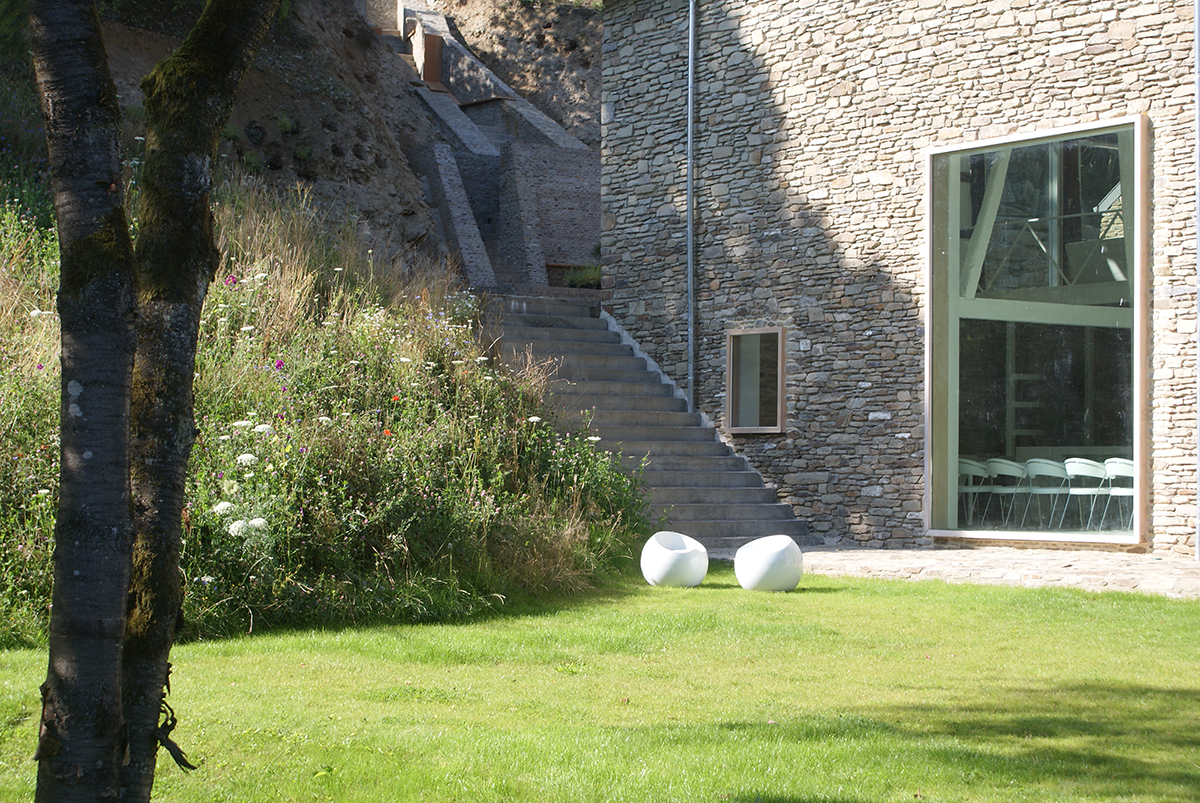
xmin=511 ymin=143 xmax=601 ymax=267
xmin=601 ymin=0 xmax=1197 ymax=554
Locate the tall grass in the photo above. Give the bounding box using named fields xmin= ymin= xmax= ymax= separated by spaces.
xmin=0 ymin=173 xmax=648 ymax=646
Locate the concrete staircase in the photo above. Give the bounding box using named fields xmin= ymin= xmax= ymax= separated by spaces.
xmin=485 ymin=294 xmax=812 ymax=554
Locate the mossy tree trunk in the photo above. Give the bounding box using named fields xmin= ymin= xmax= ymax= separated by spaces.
xmin=28 ymin=2 xmax=279 ymax=802
xmin=121 ymin=4 xmax=279 ymax=800
xmin=29 ymin=2 xmax=137 ymax=800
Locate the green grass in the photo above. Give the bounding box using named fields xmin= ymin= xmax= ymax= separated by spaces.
xmin=3 ymin=565 xmax=1198 ymax=801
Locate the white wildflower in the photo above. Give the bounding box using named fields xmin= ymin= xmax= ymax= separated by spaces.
xmin=236 ymin=453 xmax=258 ymax=466
xmin=475 ymin=356 xmax=489 ymax=362
xmin=317 ymin=416 xmax=333 ymax=425
xmin=231 ymin=420 xmax=253 ymax=428
xmin=36 ymin=489 xmax=51 ymax=496
xmin=247 ymin=517 xmax=268 ymax=530
xmin=526 ymin=416 xmax=542 ymax=423
xmin=253 ymin=423 xmax=275 ymax=435
xmin=228 ymin=519 xmax=248 ymax=537
xmin=240 ymin=325 xmax=255 ymax=332
xmin=212 ymin=501 xmax=235 ymax=516
xmin=587 ymin=436 xmax=602 ymax=442
xmin=398 ymin=357 xmax=413 ymax=363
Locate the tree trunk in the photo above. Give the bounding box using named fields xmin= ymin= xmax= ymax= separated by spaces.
xmin=28 ymin=1 xmax=137 ymax=800
xmin=30 ymin=1 xmax=279 ymax=801
xmin=119 ymin=3 xmax=279 ymax=801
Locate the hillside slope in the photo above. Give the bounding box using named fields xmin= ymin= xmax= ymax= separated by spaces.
xmin=96 ymin=0 xmax=599 ymax=263
xmin=421 ymin=0 xmax=602 ymax=151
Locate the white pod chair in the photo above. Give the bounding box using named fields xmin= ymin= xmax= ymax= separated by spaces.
xmin=734 ymin=535 xmax=803 ymax=592
xmin=640 ymin=530 xmax=708 ymax=587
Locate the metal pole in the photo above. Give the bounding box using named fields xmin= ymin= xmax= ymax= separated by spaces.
xmin=1195 ymin=0 xmax=1199 ymax=560
xmin=686 ymin=0 xmax=697 ymax=413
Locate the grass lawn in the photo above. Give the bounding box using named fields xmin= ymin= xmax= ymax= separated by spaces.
xmin=2 ymin=563 xmax=1198 ymax=802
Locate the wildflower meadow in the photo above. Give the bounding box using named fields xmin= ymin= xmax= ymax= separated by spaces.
xmin=0 ymin=155 xmax=648 ymax=646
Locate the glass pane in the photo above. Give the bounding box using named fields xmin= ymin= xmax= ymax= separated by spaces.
xmin=957 ymin=132 xmax=1130 ymax=308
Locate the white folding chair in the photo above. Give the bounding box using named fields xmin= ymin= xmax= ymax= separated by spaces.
xmin=1101 ymin=458 xmax=1134 ymax=531
xmin=1058 ymin=458 xmax=1110 ymax=530
xmin=958 ymin=458 xmax=992 ymax=526
xmin=1021 ymin=458 xmax=1069 ymax=529
xmin=983 ymin=458 xmax=1027 ymax=527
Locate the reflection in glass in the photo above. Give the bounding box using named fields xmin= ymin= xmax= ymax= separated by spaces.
xmin=931 ymin=125 xmax=1137 ymax=533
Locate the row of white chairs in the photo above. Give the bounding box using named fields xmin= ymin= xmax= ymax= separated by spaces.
xmin=958 ymin=457 xmax=1134 ymax=531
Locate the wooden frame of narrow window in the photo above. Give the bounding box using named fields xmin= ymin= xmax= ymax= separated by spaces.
xmin=726 ymin=327 xmax=786 ymax=435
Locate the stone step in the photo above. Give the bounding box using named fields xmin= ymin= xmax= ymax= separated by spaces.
xmin=550 ymin=379 xmax=676 ymax=398
xmin=552 ymin=365 xmax=663 ymax=383
xmin=599 ymin=439 xmax=734 ymax=458
xmin=595 ymin=424 xmax=717 ymax=443
xmin=567 ymin=409 xmax=702 ymax=428
xmin=543 ymin=353 xmax=650 ymax=373
xmin=557 ymin=394 xmax=688 ymax=414
xmin=624 ymin=453 xmax=748 ymax=472
xmin=495 ymin=312 xmax=610 ymax=331
xmin=651 ymin=502 xmax=798 ymax=522
xmin=640 ymin=470 xmax=764 ymax=488
xmin=504 ymin=324 xmax=622 ymax=345
xmin=502 ymin=339 xmax=637 ymax=358
xmin=652 ymin=486 xmax=778 ymax=504
xmin=701 ymin=532 xmax=822 ymax=555
xmin=660 ymin=519 xmax=812 ymax=543
xmin=486 ymin=295 xmax=599 ymax=319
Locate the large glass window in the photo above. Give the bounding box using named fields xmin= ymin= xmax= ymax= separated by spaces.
xmin=928 ymin=120 xmax=1145 ymax=539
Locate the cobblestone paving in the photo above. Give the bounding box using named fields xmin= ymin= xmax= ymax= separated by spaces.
xmin=714 ymin=546 xmax=1200 ymax=599
xmin=800 ymin=547 xmax=1200 ymax=599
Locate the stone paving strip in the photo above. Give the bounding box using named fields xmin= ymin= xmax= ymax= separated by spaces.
xmin=713 ymin=546 xmax=1200 ymax=599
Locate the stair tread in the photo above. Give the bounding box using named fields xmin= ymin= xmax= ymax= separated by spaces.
xmin=488 ymin=294 xmax=807 ymax=540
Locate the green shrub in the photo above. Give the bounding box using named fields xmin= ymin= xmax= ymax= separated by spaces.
xmin=0 ymin=175 xmax=648 ymax=644
xmin=241 ymin=151 xmax=265 ymax=172
xmin=564 ymin=264 xmax=601 ymax=289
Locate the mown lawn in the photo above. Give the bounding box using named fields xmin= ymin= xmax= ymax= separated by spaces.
xmin=2 ymin=563 xmax=1198 ymax=802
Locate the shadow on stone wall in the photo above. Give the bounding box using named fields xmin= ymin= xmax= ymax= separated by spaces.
xmin=603 ymin=0 xmax=927 ymax=546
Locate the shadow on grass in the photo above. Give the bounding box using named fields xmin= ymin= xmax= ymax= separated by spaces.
xmin=874 ymin=682 xmax=1200 ymax=798
xmin=609 ymin=683 xmax=1200 ymax=801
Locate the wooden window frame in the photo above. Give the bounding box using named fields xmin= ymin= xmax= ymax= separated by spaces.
xmin=726 ymin=326 xmax=787 ymax=435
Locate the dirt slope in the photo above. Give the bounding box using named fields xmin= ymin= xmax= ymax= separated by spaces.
xmin=104 ymin=0 xmax=440 ymax=259
xmin=427 ymin=0 xmax=602 ymax=150
xmin=99 ymin=0 xmax=600 ymax=259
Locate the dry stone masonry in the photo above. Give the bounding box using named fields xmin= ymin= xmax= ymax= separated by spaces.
xmin=602 ymin=0 xmax=1197 ymax=554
